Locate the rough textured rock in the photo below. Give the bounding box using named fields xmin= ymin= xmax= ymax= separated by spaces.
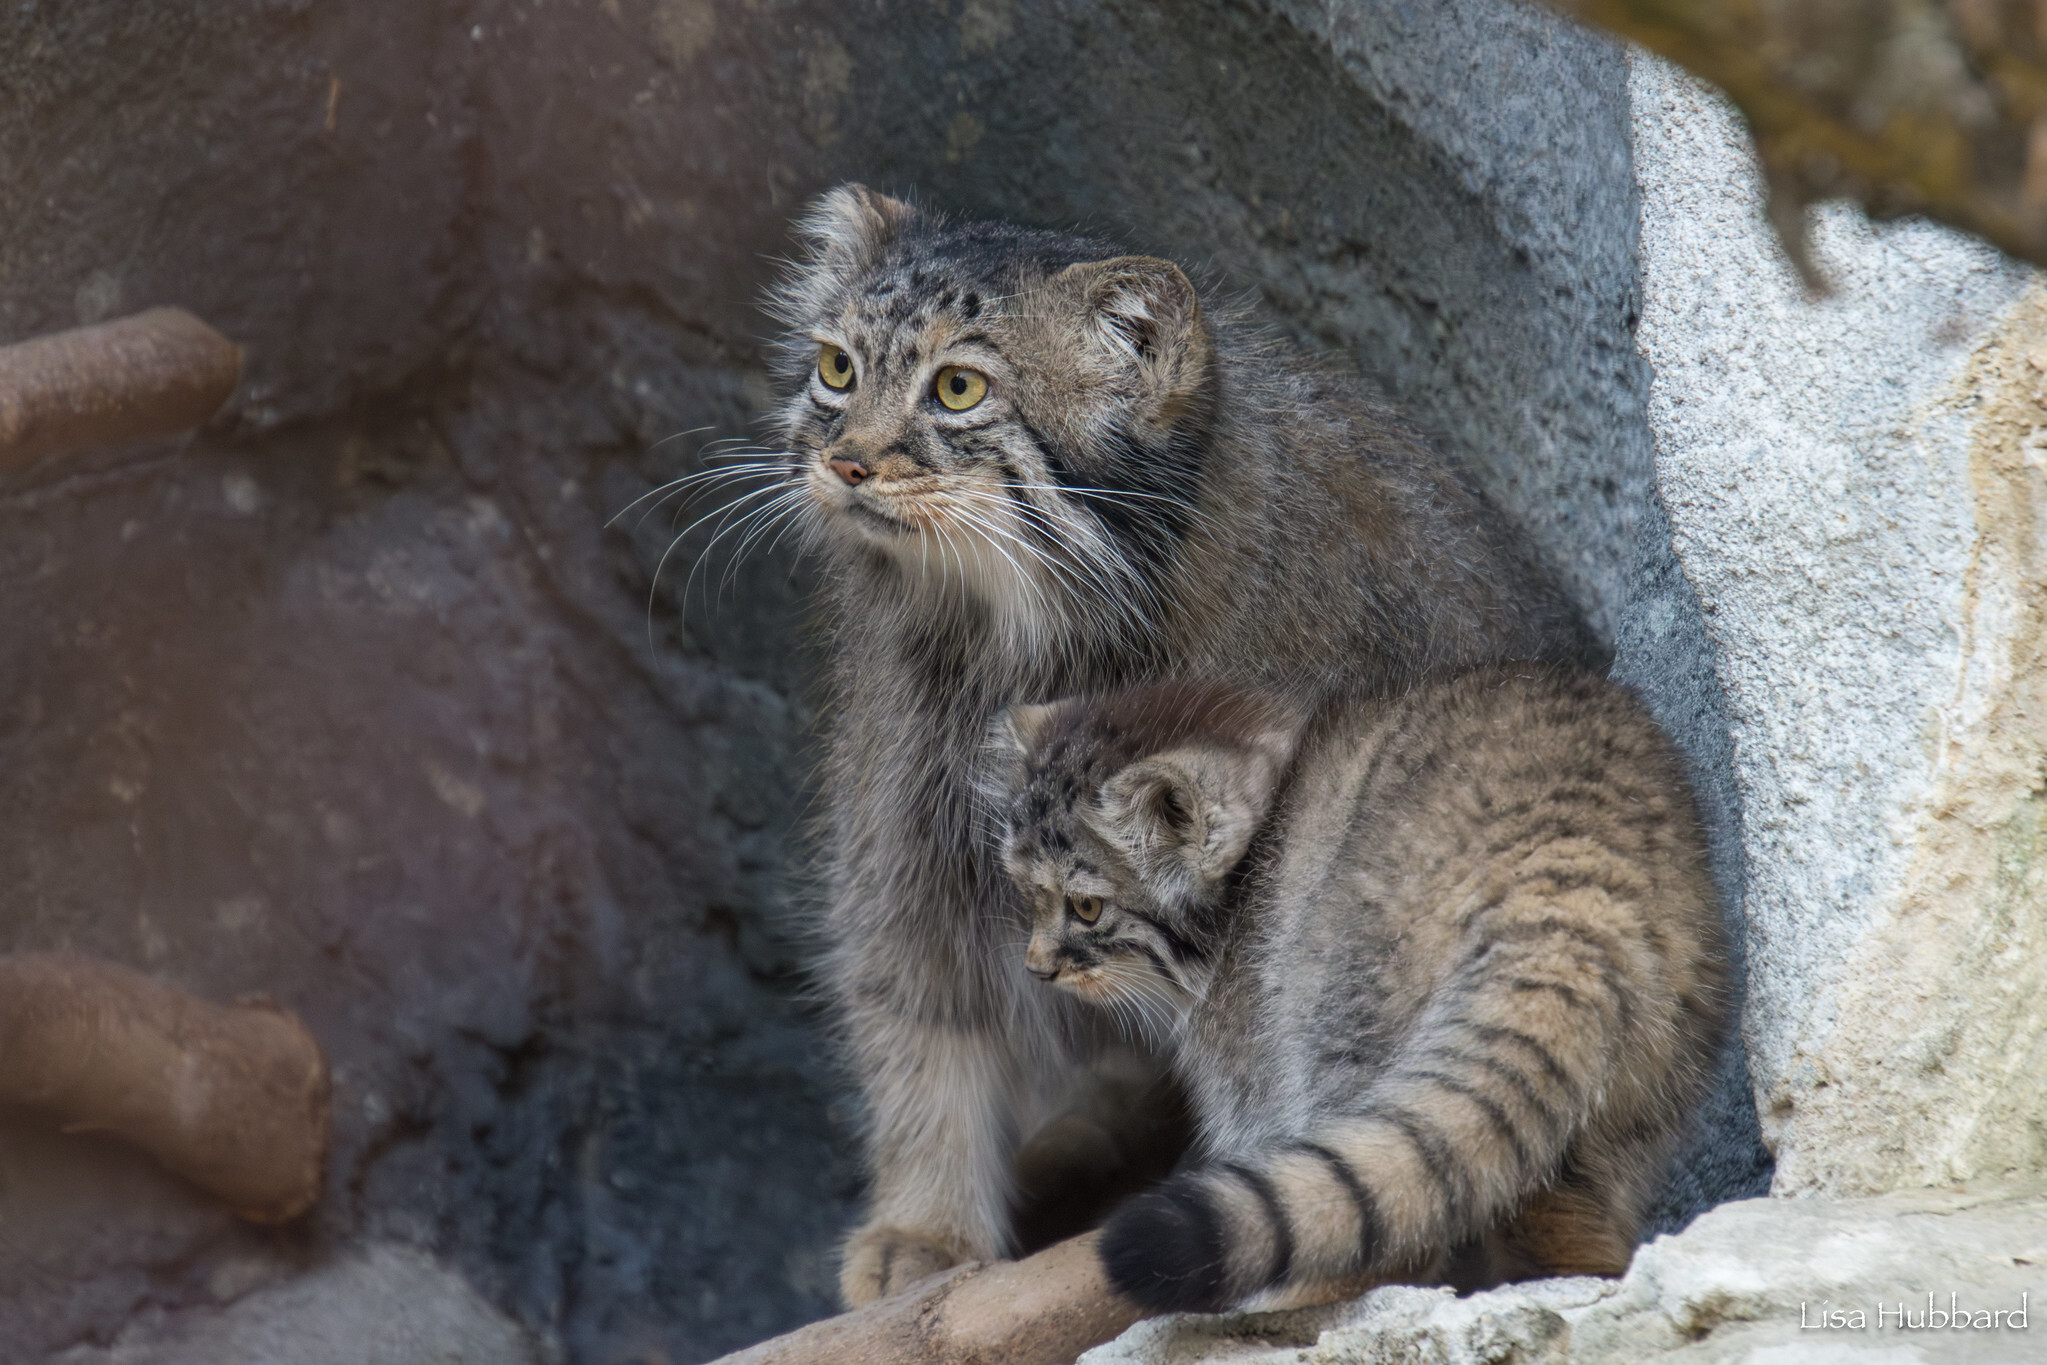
xmin=1078 ymin=1185 xmax=2047 ymax=1364
xmin=47 ymin=1243 xmax=551 ymax=1365
xmin=1062 ymin=43 xmax=2047 ymax=1365
xmin=1 ymin=2 xmax=1774 ymax=1362
xmin=1632 ymin=54 xmax=2047 ymax=1196
xmin=1544 ymin=0 xmax=2047 ymax=276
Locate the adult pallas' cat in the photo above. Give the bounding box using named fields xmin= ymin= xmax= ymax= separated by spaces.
xmin=744 ymin=186 xmax=1599 ymax=1305
xmin=990 ymin=669 xmax=1725 ymax=1311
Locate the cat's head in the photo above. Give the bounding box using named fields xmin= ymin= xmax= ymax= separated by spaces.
xmin=987 ymin=682 xmax=1299 ymax=1018
xmin=767 ymin=186 xmax=1219 ymax=644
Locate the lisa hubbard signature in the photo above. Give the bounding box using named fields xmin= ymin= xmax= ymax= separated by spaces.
xmin=1802 ymin=1293 xmax=2030 ymax=1331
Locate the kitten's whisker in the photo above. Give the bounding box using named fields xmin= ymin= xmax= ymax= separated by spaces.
xmin=640 ymin=423 xmax=719 ymax=458
xmin=1001 ymin=479 xmax=1223 ymax=536
xmin=654 ymin=465 xmax=789 ymax=533
xmin=726 ymin=483 xmax=810 ymax=565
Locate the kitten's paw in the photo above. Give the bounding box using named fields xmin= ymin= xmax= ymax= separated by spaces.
xmin=1099 ymin=1176 xmax=1231 ymax=1312
xmin=838 ymin=1223 xmax=969 ymax=1308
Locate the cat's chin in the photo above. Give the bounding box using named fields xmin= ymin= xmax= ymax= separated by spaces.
xmin=837 ymin=498 xmax=916 ymax=540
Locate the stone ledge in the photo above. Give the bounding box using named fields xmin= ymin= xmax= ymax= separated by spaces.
xmin=1081 ymin=1185 xmax=2047 ymax=1363
xmin=44 ymin=1243 xmax=555 ymax=1365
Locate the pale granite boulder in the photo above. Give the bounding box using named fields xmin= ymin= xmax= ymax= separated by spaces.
xmin=1079 ymin=43 xmax=2047 ymax=1365
xmin=1080 ymin=1185 xmax=2047 ymax=1364
xmin=1631 ymin=53 xmax=2047 ymax=1198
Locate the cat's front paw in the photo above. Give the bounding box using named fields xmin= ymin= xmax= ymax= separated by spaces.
xmin=838 ymin=1222 xmax=971 ymax=1307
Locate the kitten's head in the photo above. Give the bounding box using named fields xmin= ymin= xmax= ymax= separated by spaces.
xmin=767 ymin=186 xmax=1219 ymax=645
xmin=987 ymin=682 xmax=1299 ymax=1018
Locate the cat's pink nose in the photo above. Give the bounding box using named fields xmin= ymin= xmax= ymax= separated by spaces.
xmin=828 ymin=457 xmax=868 ymax=485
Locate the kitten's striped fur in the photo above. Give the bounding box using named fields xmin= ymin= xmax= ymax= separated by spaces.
xmin=750 ymin=187 xmax=1601 ymax=1306
xmin=992 ymin=667 xmax=1726 ymax=1311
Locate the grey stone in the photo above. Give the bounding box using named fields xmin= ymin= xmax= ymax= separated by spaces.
xmin=1080 ymin=1186 xmax=2047 ymax=1364
xmin=47 ymin=1243 xmax=552 ymax=1365
xmin=1631 ymin=54 xmax=2047 ymax=1198
xmin=0 ymin=2 xmax=1778 ymax=1362
xmin=1076 ymin=46 xmax=2047 ymax=1365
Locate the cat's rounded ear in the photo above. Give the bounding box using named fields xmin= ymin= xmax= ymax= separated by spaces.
xmin=1104 ymin=756 xmax=1206 ymax=866
xmin=801 ymin=184 xmax=914 ymax=270
xmin=1050 ymin=256 xmax=1214 ymax=426
xmin=1104 ymin=745 xmax=1278 ymax=885
xmin=1105 ymin=754 xmax=1244 ymax=890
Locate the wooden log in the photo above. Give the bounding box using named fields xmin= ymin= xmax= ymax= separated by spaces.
xmin=710 ymin=1232 xmax=1144 ymax=1365
xmin=0 ymin=307 xmax=241 ymax=471
xmin=0 ymin=952 xmax=329 ymax=1223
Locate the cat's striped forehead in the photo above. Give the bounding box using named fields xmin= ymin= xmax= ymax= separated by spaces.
xmin=1008 ymin=730 xmax=1124 ymax=860
xmin=817 ymin=220 xmax=1107 ymax=369
xmin=1006 ymin=682 xmax=1293 ymax=858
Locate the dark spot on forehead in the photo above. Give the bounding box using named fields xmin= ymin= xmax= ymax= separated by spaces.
xmin=962 ymin=292 xmax=981 ymax=318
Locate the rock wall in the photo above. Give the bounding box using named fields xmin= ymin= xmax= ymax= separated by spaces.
xmin=1072 ymin=43 xmax=2047 ymax=1365
xmin=0 ymin=3 xmax=1806 ymax=1362
xmin=1631 ymin=54 xmax=2047 ymax=1197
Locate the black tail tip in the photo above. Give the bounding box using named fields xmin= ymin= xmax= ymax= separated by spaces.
xmin=1099 ymin=1179 xmax=1229 ymax=1313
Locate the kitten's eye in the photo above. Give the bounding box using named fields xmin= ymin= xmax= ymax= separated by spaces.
xmin=1067 ymin=893 xmax=1102 ymax=924
xmin=818 ymin=343 xmax=855 ymax=391
xmin=934 ymin=365 xmax=988 ymax=411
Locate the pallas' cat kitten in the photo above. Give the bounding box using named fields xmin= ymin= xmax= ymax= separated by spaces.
xmin=754 ymin=185 xmax=1600 ymax=1305
xmin=992 ymin=668 xmax=1726 ymax=1312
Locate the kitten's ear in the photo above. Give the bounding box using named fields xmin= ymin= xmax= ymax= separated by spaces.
xmin=1108 ymin=758 xmax=1209 ymax=871
xmin=981 ymin=702 xmax=1062 ymax=804
xmin=801 ymin=184 xmax=914 ymax=270
xmin=1004 ymin=702 xmax=1061 ymax=753
xmin=1105 ymin=745 xmax=1275 ymax=885
xmin=1051 ymin=256 xmax=1213 ymax=426
xmin=989 ymin=702 xmax=1060 ymax=765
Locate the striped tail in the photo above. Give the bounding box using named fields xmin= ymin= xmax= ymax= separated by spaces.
xmin=1099 ymin=879 xmax=1700 ymax=1311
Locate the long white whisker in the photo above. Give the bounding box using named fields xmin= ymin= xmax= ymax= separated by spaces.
xmin=717 ymin=488 xmax=812 ymax=602
xmin=960 ymin=487 xmax=1158 ymax=637
xmin=691 ymin=486 xmax=809 ymax=607
xmin=664 ymin=479 xmax=790 ymax=558
xmin=652 ymin=466 xmax=788 ymax=534
xmin=931 ymin=498 xmax=1059 ymax=639
xmin=670 ymin=482 xmax=798 ymax=610
xmin=608 ymin=457 xmax=788 ymax=530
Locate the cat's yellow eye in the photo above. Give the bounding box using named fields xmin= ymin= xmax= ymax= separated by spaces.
xmin=1068 ymin=894 xmax=1102 ymax=924
xmin=934 ymin=365 xmax=988 ymax=411
xmin=818 ymin=343 xmax=855 ymax=390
